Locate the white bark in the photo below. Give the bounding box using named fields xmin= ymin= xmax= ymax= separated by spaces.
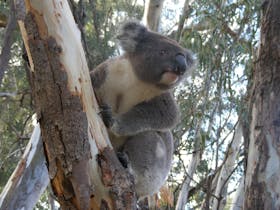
xmin=0 ymin=124 xmax=49 ymax=210
xmin=244 ymin=104 xmax=259 ymax=192
xmin=230 ymin=177 xmax=244 ymax=210
xmin=143 ymin=0 xmax=164 ymax=31
xmin=211 ymin=123 xmax=243 ymax=210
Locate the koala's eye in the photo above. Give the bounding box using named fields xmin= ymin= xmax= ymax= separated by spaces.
xmin=159 ymin=49 xmax=168 ymax=56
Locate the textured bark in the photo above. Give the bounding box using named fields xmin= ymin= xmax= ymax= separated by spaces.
xmin=98 ymin=148 xmax=136 ymax=210
xmin=143 ymin=0 xmax=164 ymax=31
xmin=244 ymin=0 xmax=280 ymax=209
xmin=0 ymin=124 xmax=49 ymax=210
xmin=15 ymin=0 xmax=136 ymax=209
xmin=23 ymin=12 xmax=91 ymax=210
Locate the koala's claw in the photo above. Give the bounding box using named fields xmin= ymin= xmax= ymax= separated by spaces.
xmin=117 ymin=152 xmax=129 ymax=168
xmin=99 ymin=104 xmax=114 ymax=128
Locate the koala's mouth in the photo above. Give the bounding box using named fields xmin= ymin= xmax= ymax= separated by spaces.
xmin=160 ymin=70 xmax=180 ymax=85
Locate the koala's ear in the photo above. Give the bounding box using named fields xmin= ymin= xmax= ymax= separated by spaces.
xmin=116 ymin=21 xmax=147 ymax=52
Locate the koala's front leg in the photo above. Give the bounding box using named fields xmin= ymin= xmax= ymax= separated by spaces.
xmin=110 ymin=92 xmax=179 ymax=136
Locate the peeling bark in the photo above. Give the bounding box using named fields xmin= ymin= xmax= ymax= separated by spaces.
xmin=244 ymin=0 xmax=280 ymax=209
xmin=0 ymin=124 xmax=49 ymax=210
xmin=24 ymin=10 xmax=92 ymax=209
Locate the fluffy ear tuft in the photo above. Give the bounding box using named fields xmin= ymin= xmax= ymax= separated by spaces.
xmin=116 ymin=21 xmax=147 ymax=52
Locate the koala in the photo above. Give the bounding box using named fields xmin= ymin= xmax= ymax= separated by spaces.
xmin=90 ymin=21 xmax=194 ymax=197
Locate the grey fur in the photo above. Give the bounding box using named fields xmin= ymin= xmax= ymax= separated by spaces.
xmin=90 ymin=21 xmax=195 ymax=197
xmin=111 ymin=92 xmax=179 ymax=136
xmin=118 ymin=22 xmax=195 ymax=88
xmin=117 ymin=21 xmax=147 ymax=52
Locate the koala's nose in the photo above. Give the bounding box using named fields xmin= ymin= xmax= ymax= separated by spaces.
xmin=175 ymin=54 xmax=187 ymax=75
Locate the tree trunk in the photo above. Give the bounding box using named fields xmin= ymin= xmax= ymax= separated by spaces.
xmin=230 ymin=177 xmax=244 ymax=210
xmin=15 ymin=0 xmax=136 ymax=209
xmin=211 ymin=123 xmax=243 ymax=210
xmin=143 ymin=0 xmax=164 ymax=31
xmin=244 ymin=0 xmax=280 ymax=209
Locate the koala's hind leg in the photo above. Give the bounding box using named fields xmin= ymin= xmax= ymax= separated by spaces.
xmin=122 ymin=131 xmax=174 ymax=197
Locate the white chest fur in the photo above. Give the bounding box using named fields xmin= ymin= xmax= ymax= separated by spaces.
xmin=97 ymin=57 xmax=162 ymax=115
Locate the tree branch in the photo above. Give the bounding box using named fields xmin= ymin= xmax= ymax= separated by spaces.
xmin=176 ymin=0 xmax=195 ymax=42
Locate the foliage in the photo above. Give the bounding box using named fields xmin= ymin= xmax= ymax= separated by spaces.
xmin=70 ymin=0 xmax=144 ymax=69
xmin=169 ymin=0 xmax=261 ymax=208
xmin=0 ymin=0 xmax=262 ymax=209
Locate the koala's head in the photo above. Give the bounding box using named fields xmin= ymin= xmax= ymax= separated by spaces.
xmin=117 ymin=21 xmax=195 ymax=89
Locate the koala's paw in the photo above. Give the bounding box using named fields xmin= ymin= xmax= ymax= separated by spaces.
xmin=117 ymin=152 xmax=129 ymax=168
xmin=99 ymin=104 xmax=114 ymax=128
xmin=110 ymin=120 xmax=132 ymax=136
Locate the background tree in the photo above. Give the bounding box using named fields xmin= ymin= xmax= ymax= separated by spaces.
xmin=0 ymin=0 xmax=269 ymax=209
xmin=244 ymin=0 xmax=280 ymax=209
xmin=143 ymin=0 xmax=164 ymax=31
